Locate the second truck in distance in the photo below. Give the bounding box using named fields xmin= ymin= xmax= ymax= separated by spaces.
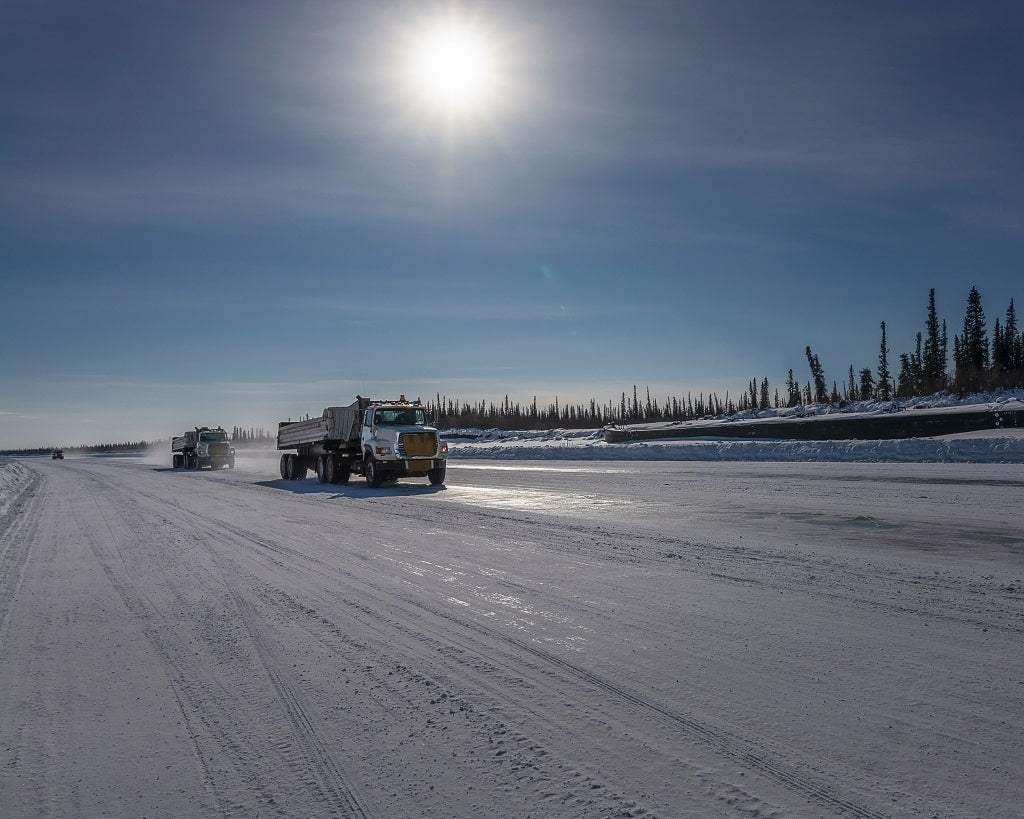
xmin=172 ymin=426 xmax=235 ymax=469
xmin=277 ymin=396 xmax=447 ymax=488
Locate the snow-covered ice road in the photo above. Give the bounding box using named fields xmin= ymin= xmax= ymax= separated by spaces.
xmin=1 ymin=453 xmax=1022 ymax=818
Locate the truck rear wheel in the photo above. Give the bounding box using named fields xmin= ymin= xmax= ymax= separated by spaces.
xmin=365 ymin=455 xmax=383 ymax=488
xmin=328 ymin=455 xmax=351 ymax=484
xmin=173 ymin=454 xmax=182 ymax=469
xmin=279 ymin=454 xmax=289 ymax=480
xmin=428 ymin=465 xmax=446 ymax=485
xmin=316 ymin=455 xmax=328 ymax=484
xmin=289 ymin=455 xmax=308 ymax=481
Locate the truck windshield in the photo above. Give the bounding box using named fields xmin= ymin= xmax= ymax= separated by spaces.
xmin=373 ymin=409 xmax=426 ymax=426
xmin=200 ymin=432 xmax=227 ymax=442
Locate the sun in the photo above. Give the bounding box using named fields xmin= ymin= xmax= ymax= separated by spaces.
xmin=408 ymin=21 xmax=496 ymax=113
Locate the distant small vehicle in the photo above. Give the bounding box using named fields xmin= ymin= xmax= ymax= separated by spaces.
xmin=51 ymin=449 xmax=64 ymax=459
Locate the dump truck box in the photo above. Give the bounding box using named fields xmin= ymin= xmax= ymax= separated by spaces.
xmin=277 ymin=402 xmax=361 ymax=450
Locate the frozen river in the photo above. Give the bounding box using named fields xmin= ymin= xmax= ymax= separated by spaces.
xmin=1 ymin=453 xmax=1022 ymax=817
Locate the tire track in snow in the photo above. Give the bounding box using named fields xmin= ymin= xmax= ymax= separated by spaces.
xmin=385 ymin=500 xmax=1024 ymax=636
xmin=346 ymin=574 xmax=892 ymax=819
xmin=151 ymin=492 xmax=371 ymax=819
xmin=77 ymin=467 xmax=371 ymax=819
xmin=77 ymin=489 xmax=249 ymax=817
xmin=178 ymin=515 xmax=666 ymax=817
xmin=196 ymin=513 xmax=888 ymax=818
xmin=0 ymin=464 xmax=44 ymax=635
xmin=220 ymin=580 xmax=369 ymax=819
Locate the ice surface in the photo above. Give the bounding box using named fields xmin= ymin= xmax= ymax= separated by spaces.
xmin=1 ymin=443 xmax=1022 ymax=817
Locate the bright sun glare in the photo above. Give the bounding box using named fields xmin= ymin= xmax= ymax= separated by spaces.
xmin=409 ymin=21 xmax=495 ymax=113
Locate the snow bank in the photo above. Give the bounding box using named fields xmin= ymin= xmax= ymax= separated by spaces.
xmin=444 ymin=391 xmax=1024 ymax=463
xmin=0 ymin=458 xmax=32 ymax=519
xmin=446 ymin=427 xmax=1024 ymax=463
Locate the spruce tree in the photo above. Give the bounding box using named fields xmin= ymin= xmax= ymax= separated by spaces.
xmin=1005 ymin=299 xmax=1020 ymax=381
xmin=805 ymin=346 xmax=827 ymax=403
xmin=858 ymin=368 xmax=874 ymax=400
xmin=877 ymin=321 xmax=892 ymax=400
xmin=922 ymin=288 xmax=946 ymax=393
xmin=956 ymin=286 xmax=990 ymax=392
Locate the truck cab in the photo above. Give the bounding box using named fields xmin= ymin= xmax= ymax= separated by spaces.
xmin=361 ymin=399 xmax=447 ymax=488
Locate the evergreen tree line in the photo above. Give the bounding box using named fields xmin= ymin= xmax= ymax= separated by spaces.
xmin=792 ymin=286 xmax=1022 ymax=407
xmin=231 ymin=426 xmax=275 ymax=446
xmin=427 ymin=385 xmax=740 ymax=431
xmin=428 ymin=285 xmax=1023 ymax=430
xmin=0 ymin=441 xmax=153 ymax=456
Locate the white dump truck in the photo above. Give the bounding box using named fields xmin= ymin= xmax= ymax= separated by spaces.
xmin=276 ymin=396 xmax=447 ymax=487
xmin=172 ymin=426 xmax=235 ymax=469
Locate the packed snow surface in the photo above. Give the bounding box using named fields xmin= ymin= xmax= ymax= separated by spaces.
xmin=1 ymin=447 xmax=1022 ymax=817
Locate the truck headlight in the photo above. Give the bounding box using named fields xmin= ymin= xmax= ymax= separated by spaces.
xmin=440 ymin=442 xmax=448 ymax=455
xmin=375 ymin=445 xmax=391 ymax=456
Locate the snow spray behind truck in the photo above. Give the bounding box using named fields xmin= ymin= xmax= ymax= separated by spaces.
xmin=172 ymin=426 xmax=235 ymax=469
xmin=276 ymin=396 xmax=447 ymax=488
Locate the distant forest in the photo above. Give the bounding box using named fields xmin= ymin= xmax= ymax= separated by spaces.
xmin=430 ymin=286 xmax=1023 ymax=431
xmin=4 ymin=286 xmax=1020 ymax=453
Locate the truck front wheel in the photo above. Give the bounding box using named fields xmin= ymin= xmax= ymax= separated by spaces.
xmin=428 ymin=465 xmax=446 ymax=486
xmin=365 ymin=455 xmax=383 ymax=488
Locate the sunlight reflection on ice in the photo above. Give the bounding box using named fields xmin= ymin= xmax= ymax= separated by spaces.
xmin=443 ymin=484 xmax=631 ymax=516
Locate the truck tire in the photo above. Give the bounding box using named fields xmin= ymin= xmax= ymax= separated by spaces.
xmin=325 ymin=454 xmax=337 ymax=484
xmin=173 ymin=454 xmax=182 ymax=469
xmin=365 ymin=455 xmax=383 ymax=488
xmin=228 ymin=456 xmax=235 ymax=469
xmin=279 ymin=454 xmax=289 ymax=480
xmin=337 ymin=459 xmax=351 ymax=485
xmin=289 ymin=455 xmax=308 ymax=481
xmin=316 ymin=455 xmax=328 ymax=484
xmin=428 ymin=465 xmax=446 ymax=486
xmin=194 ymin=454 xmax=203 ymax=470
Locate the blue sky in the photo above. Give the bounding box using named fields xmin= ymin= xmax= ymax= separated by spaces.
xmin=3 ymin=0 xmax=1023 ymax=448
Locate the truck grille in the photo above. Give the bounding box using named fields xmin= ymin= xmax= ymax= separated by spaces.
xmin=209 ymin=442 xmax=230 ymax=456
xmin=398 ymin=432 xmax=436 ymax=458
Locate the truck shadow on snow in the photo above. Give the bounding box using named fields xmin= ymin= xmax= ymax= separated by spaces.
xmin=255 ymin=479 xmax=447 ymax=499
